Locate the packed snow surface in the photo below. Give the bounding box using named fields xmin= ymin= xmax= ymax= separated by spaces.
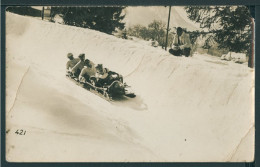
xmin=6 ymin=13 xmax=254 ymax=162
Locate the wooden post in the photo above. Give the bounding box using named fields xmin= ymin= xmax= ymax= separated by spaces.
xmin=165 ymin=6 xmax=171 ymax=51
xmin=41 ymin=7 xmax=44 ymax=20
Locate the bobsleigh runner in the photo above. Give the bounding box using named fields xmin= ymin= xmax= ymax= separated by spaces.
xmin=66 ymin=72 xmax=136 ymax=101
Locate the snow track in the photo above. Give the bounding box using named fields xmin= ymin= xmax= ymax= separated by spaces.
xmin=6 ymin=13 xmax=254 ymax=162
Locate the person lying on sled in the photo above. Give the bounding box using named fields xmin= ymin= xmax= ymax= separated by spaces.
xmin=169 ymin=27 xmax=192 ymax=57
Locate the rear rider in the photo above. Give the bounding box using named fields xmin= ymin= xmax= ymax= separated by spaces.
xmin=71 ymin=53 xmax=86 ymax=77
xmin=66 ymin=53 xmax=80 ymax=74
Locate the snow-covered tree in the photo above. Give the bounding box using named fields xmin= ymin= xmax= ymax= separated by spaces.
xmin=51 ymin=7 xmax=125 ymax=34
xmin=128 ymin=20 xmax=169 ymax=47
xmin=148 ymin=20 xmax=166 ymax=46
xmin=185 ymin=6 xmax=254 ymax=67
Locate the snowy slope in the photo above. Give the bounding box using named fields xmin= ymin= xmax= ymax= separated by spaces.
xmin=6 ymin=12 xmax=254 ymax=162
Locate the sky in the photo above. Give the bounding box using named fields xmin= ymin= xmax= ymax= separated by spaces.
xmin=124 ymin=6 xmax=201 ymax=31
xmin=31 ymin=6 xmax=201 ymax=31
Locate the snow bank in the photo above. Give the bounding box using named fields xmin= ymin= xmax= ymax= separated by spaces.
xmin=6 ymin=12 xmax=254 ymax=162
xmin=221 ymin=52 xmax=247 ymax=64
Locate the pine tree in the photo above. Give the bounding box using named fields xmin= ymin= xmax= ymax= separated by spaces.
xmin=51 ymin=7 xmax=125 ymax=34
xmin=185 ymin=6 xmax=254 ymax=67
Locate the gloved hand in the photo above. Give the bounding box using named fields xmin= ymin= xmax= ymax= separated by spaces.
xmin=79 ymin=76 xmax=85 ymax=83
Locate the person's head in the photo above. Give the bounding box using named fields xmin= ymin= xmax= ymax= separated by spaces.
xmin=176 ymin=27 xmax=183 ymax=36
xmin=84 ymin=59 xmax=92 ymax=68
xmin=78 ymin=53 xmax=85 ymax=61
xmin=95 ymin=64 xmax=103 ymax=73
xmin=67 ymin=53 xmax=74 ymax=60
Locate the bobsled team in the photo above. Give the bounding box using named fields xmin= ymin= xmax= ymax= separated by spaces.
xmin=65 ymin=52 xmax=135 ymax=98
xmin=66 ymin=53 xmax=123 ymax=86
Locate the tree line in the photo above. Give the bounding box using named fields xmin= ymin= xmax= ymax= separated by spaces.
xmin=127 ymin=20 xmax=201 ymax=49
xmin=126 ymin=6 xmax=254 ymax=67
xmin=51 ymin=7 xmax=125 ymax=34
xmin=185 ymin=6 xmax=254 ymax=67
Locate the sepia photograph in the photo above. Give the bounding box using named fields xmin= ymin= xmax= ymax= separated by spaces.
xmin=5 ymin=6 xmax=255 ymax=162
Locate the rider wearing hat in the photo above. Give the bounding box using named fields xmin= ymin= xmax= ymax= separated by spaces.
xmin=71 ymin=53 xmax=86 ymax=77
xmin=78 ymin=59 xmax=96 ymax=83
xmin=66 ymin=53 xmax=80 ymax=72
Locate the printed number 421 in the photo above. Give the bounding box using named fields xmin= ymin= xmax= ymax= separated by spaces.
xmin=15 ymin=129 xmax=26 ymax=135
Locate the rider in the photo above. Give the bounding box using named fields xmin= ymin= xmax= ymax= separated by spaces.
xmin=71 ymin=53 xmax=86 ymax=77
xmin=95 ymin=64 xmax=123 ymax=87
xmin=79 ymin=59 xmax=96 ymax=83
xmin=66 ymin=53 xmax=80 ymax=74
